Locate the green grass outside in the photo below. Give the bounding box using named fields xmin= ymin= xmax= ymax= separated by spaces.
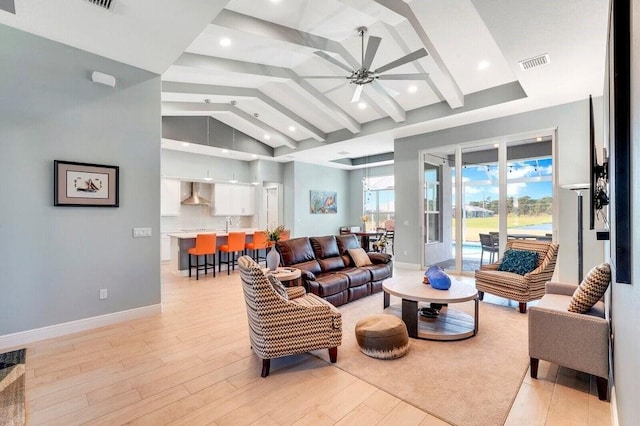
xmin=452 ymin=214 xmax=552 ymax=242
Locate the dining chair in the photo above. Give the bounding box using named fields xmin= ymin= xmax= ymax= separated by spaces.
xmin=385 ymin=230 xmax=395 ymax=254
xmin=219 ymin=232 xmax=246 ymax=275
xmin=187 ymin=234 xmax=216 ymax=280
xmin=245 ymin=231 xmax=268 ymax=265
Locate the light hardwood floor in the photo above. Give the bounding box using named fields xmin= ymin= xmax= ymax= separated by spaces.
xmin=15 ymin=264 xmax=610 ymax=425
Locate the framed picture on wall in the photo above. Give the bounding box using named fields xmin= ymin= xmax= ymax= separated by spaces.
xmin=310 ymin=190 xmax=337 ymax=214
xmin=54 ymin=160 xmax=119 ymax=207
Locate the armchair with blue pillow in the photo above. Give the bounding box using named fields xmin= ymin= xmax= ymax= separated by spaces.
xmin=474 ymin=240 xmax=559 ymax=313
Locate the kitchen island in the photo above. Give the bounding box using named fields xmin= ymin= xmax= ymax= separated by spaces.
xmin=166 ymin=228 xmax=263 ymax=275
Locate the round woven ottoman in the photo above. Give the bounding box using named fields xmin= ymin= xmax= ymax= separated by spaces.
xmin=355 ymin=314 xmax=409 ymax=359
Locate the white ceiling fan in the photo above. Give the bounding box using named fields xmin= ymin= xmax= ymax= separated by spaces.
xmin=303 ymin=27 xmax=430 ymax=103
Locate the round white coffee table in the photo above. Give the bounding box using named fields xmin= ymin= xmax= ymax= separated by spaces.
xmin=382 ymin=279 xmax=478 ymax=341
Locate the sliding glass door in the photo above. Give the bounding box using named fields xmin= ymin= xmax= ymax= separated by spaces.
xmin=423 ymin=135 xmax=554 ymax=274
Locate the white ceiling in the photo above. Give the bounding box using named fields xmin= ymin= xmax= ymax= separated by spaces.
xmin=1 ymin=0 xmax=610 ymax=170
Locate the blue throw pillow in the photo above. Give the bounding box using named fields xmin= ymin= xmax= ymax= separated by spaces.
xmin=424 ymin=265 xmax=451 ymax=290
xmin=498 ymin=249 xmax=539 ymax=275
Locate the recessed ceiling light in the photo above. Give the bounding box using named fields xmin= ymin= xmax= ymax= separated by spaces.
xmin=222 ymin=149 xmax=229 ymax=153
xmin=264 ymin=134 xmax=271 ymax=140
xmin=219 ymin=37 xmax=231 ymax=47
xmin=270 ymin=0 xmax=282 ymax=3
xmin=251 ymin=154 xmax=258 ymax=158
xmin=181 ymin=142 xmax=190 ymax=147
xmin=536 ymin=137 xmax=542 ymax=142
xmin=358 ymin=102 xmax=367 ymax=109
xmin=407 ymin=85 xmax=417 ymax=93
xmin=288 ymin=126 xmax=296 ymax=132
xmin=203 ymin=177 xmax=213 ymax=181
xmin=493 ymin=143 xmax=499 ymax=148
xmin=478 ymin=60 xmax=490 ymax=70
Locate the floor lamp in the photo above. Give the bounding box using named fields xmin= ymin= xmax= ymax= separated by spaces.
xmin=562 ymin=183 xmax=590 ymax=282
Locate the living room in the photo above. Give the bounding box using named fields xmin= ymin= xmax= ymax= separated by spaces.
xmin=1 ymin=0 xmax=638 ymax=425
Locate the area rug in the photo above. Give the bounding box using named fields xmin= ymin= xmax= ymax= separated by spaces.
xmin=313 ymin=291 xmax=529 ymax=426
xmin=0 ymin=348 xmax=26 ymax=426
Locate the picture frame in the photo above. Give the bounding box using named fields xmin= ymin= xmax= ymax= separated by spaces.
xmin=54 ymin=160 xmax=119 ymax=207
xmin=310 ymin=190 xmax=337 ymax=214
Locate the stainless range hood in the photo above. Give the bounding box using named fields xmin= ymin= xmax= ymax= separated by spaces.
xmin=181 ymin=182 xmax=211 ymax=205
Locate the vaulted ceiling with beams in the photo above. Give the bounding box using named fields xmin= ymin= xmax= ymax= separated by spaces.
xmin=0 ymin=0 xmax=610 ymax=169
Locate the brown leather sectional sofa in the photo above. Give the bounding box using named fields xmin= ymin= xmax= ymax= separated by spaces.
xmin=275 ymin=234 xmax=393 ymax=306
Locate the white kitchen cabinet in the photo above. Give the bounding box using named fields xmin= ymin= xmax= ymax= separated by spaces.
xmin=212 ymin=184 xmax=255 ymax=216
xmin=161 ymin=179 xmax=181 ymax=216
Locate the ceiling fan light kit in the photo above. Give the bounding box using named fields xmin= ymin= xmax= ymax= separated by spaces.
xmin=307 ymin=26 xmax=430 ymax=103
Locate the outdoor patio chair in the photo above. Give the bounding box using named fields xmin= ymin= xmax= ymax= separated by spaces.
xmin=479 ymin=233 xmax=499 ymax=264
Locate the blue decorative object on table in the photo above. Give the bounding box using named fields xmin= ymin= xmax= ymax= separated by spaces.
xmin=424 ymin=265 xmax=451 ymax=290
xmin=497 ymin=249 xmax=538 ymax=275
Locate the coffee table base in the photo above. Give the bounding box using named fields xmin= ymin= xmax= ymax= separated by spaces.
xmin=384 ymin=295 xmax=478 ymax=341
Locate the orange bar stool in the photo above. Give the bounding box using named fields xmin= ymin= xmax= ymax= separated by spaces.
xmin=219 ymin=232 xmax=246 ymax=275
xmin=187 ymin=234 xmax=217 ymax=280
xmin=245 ymin=231 xmax=268 ymax=265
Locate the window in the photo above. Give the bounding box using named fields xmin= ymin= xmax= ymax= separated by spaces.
xmin=363 ymin=175 xmax=394 ymax=229
xmin=424 ymin=163 xmax=441 ymax=243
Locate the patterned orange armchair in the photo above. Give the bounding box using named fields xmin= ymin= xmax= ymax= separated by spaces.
xmin=238 ymin=256 xmax=342 ymax=377
xmin=474 ymin=240 xmax=559 ymax=313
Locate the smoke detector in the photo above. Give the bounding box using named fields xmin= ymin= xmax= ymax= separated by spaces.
xmin=518 ymin=53 xmax=550 ymax=71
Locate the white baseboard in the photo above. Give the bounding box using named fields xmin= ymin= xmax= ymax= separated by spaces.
xmin=611 ymin=385 xmax=619 ymax=426
xmin=393 ymin=262 xmax=423 ymax=270
xmin=0 ymin=304 xmax=162 ymax=351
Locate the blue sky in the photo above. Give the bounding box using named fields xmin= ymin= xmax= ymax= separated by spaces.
xmin=456 ymin=158 xmax=553 ymax=202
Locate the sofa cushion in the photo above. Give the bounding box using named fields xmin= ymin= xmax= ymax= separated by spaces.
xmin=314 ymin=273 xmax=349 ymax=297
xmin=498 ymin=249 xmax=538 ymax=275
xmin=363 ymin=264 xmax=391 ymax=282
xmin=336 ymin=234 xmax=361 ymax=266
xmin=348 ymin=248 xmax=373 ymax=267
xmin=319 ymin=256 xmax=347 ymax=272
xmin=568 ymin=263 xmax=611 ymax=313
xmin=310 ymin=236 xmax=341 ymax=258
xmin=339 ymin=267 xmax=371 ymax=287
xmin=277 ymin=237 xmax=316 ymax=265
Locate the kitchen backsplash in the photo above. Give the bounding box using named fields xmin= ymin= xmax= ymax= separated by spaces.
xmin=161 ymin=206 xmax=255 ymax=233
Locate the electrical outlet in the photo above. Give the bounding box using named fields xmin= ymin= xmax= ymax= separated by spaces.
xmin=99 ymin=289 xmax=108 ymax=300
xmin=133 ymin=227 xmax=152 ymax=238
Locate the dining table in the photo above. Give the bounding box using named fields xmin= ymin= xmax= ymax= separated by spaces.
xmin=351 ymin=230 xmax=386 ymax=251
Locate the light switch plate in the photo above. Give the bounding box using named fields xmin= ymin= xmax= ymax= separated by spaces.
xmin=133 ymin=227 xmax=152 ymax=238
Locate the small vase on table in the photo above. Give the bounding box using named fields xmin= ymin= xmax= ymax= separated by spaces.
xmin=266 ymin=244 xmax=280 ymax=271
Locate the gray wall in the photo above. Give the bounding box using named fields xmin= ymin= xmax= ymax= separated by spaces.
xmin=285 ymin=162 xmax=350 ymax=237
xmin=612 ymin=1 xmax=640 ymax=422
xmin=395 ymin=98 xmax=604 ymax=282
xmin=0 ymin=25 xmax=161 ymax=335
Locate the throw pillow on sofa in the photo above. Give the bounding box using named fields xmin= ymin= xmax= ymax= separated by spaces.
xmin=498 ymin=249 xmax=538 ymax=275
xmin=348 ymin=248 xmax=373 ymax=267
xmin=568 ymin=263 xmax=611 ymax=313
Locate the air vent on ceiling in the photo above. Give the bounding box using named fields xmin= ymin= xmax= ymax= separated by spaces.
xmin=85 ymin=0 xmax=115 ymax=10
xmin=518 ymin=53 xmax=550 ymax=71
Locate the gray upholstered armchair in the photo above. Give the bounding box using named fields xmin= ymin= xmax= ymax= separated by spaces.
xmin=528 ymin=282 xmax=609 ymax=400
xmin=238 ymin=256 xmax=342 ymax=377
xmin=475 ymin=240 xmax=559 ymax=313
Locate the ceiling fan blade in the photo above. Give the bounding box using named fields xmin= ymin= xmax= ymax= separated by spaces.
xmin=362 ymin=36 xmax=381 ymax=70
xmin=374 ymin=48 xmax=428 ymax=74
xmin=351 ymin=85 xmax=363 ymax=103
xmin=377 ymin=73 xmax=430 ymax=80
xmin=314 ymin=51 xmax=353 ymax=73
xmin=300 ymin=75 xmax=350 ymax=79
xmin=372 ymin=80 xmax=400 ymax=97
